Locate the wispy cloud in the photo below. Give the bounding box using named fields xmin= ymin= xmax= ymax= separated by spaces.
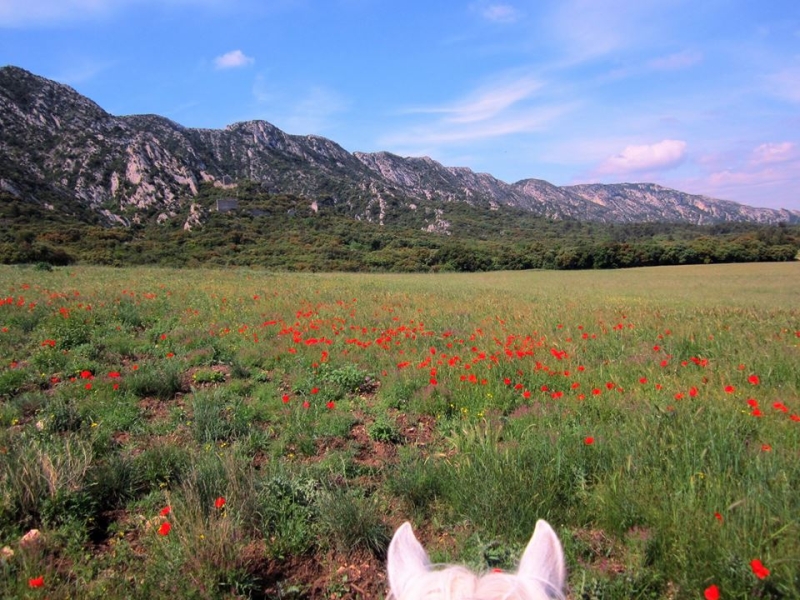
xmin=596 ymin=140 xmax=687 ymax=175
xmin=384 ymin=73 xmax=568 ymax=150
xmin=647 ymin=50 xmax=702 ymax=71
xmin=403 ymin=76 xmax=542 ymax=123
xmin=545 ymin=0 xmax=693 ymax=66
xmin=51 ymin=59 xmax=116 ymax=85
xmin=282 ymin=86 xmax=348 ymax=134
xmin=672 ymin=141 xmax=800 ymax=210
xmin=251 ymin=79 xmax=348 ymax=135
xmin=765 ymin=64 xmax=800 ymax=103
xmin=384 ymin=106 xmax=571 ymax=148
xmin=0 ymin=0 xmax=116 ymax=26
xmin=213 ymin=49 xmax=254 ymax=70
xmin=0 ymin=0 xmax=229 ymax=27
xmin=750 ymin=142 xmax=795 ymax=165
xmin=473 ymin=3 xmax=522 ymax=24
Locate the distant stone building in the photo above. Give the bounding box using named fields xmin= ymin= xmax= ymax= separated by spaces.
xmin=216 ymin=198 xmax=238 ymax=212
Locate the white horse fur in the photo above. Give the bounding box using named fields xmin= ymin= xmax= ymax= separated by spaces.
xmin=387 ymin=520 xmax=566 ymax=600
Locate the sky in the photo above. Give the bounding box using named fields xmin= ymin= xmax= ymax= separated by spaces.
xmin=1 ymin=0 xmax=799 ymax=211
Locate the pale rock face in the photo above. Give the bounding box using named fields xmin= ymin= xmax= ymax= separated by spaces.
xmin=183 ymin=203 xmax=204 ymax=231
xmin=1 ymin=65 xmax=799 ymax=229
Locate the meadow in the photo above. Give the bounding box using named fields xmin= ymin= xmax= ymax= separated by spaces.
xmin=0 ymin=262 xmax=798 ymax=599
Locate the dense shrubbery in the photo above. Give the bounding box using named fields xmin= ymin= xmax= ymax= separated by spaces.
xmin=1 ymin=187 xmax=798 ymax=271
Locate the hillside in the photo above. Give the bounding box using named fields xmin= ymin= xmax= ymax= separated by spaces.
xmin=2 ymin=65 xmax=798 ymax=233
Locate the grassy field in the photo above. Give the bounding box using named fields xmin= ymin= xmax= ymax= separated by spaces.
xmin=0 ymin=263 xmax=798 ymax=599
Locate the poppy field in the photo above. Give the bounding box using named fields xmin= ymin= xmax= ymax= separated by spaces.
xmin=0 ymin=263 xmax=798 ymax=599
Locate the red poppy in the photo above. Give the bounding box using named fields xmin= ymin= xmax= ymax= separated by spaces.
xmin=704 ymin=584 xmax=720 ymax=600
xmin=310 ymin=387 xmax=319 ymax=395
xmin=761 ymin=444 xmax=772 ymax=452
xmin=689 ymin=387 xmax=698 ymax=397
xmin=282 ymin=394 xmax=290 ymax=404
xmin=214 ymin=496 xmax=226 ymax=509
xmin=158 ymin=522 xmax=171 ymax=536
xmin=750 ymin=559 xmax=769 ymax=579
xmin=584 ymin=436 xmax=595 ymax=445
xmin=724 ymin=385 xmax=735 ymax=393
xmin=302 ymin=401 xmax=310 ymax=409
xmin=748 ymin=374 xmax=760 ymax=385
xmin=714 ymin=512 xmax=723 ymax=522
xmin=160 ymin=506 xmax=171 ymax=516
xmin=80 ymin=370 xmax=93 ymax=379
xmin=28 ymin=576 xmax=44 ymax=588
xmin=108 ymin=371 xmax=121 ymax=378
xmin=326 ymin=401 xmax=335 ymax=409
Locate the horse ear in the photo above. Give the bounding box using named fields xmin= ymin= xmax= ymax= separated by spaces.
xmin=517 ymin=520 xmax=566 ymax=596
xmin=387 ymin=522 xmax=430 ymax=598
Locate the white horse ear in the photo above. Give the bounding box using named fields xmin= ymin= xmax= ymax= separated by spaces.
xmin=517 ymin=520 xmax=566 ymax=596
xmin=387 ymin=522 xmax=431 ymax=598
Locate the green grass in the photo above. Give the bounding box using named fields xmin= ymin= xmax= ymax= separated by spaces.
xmin=0 ymin=263 xmax=798 ymax=598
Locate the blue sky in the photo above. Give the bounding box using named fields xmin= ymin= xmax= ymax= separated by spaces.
xmin=1 ymin=1 xmax=799 ymax=211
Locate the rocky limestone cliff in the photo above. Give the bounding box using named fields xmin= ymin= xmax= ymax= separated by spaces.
xmin=2 ymin=65 xmax=798 ymax=229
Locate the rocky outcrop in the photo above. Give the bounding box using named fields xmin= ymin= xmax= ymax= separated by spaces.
xmin=2 ymin=65 xmax=798 ymax=228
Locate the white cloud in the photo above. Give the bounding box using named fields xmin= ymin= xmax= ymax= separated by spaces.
xmin=596 ymin=139 xmax=687 ymax=175
xmin=750 ymin=142 xmax=795 ymax=165
xmin=213 ymin=50 xmax=254 ymax=70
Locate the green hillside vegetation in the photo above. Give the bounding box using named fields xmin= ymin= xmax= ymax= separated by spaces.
xmin=1 ymin=182 xmax=798 ymax=271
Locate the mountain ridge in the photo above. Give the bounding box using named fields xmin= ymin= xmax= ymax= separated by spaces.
xmin=1 ymin=65 xmax=798 ymax=230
